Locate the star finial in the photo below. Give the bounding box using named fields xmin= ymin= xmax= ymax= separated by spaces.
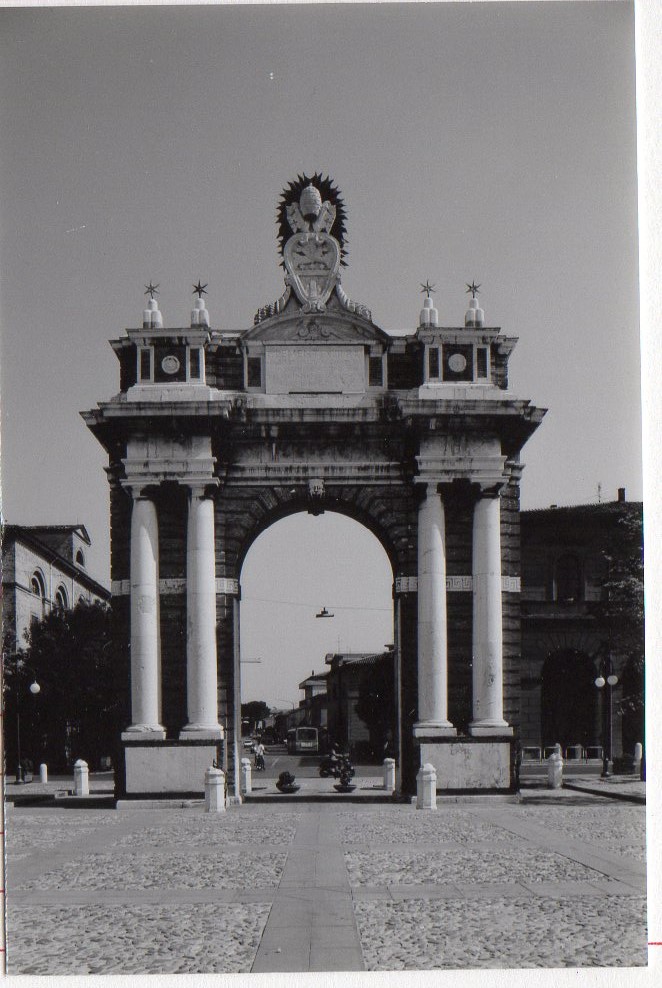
xmin=193 ymin=281 xmax=208 ymax=298
xmin=144 ymin=282 xmax=159 ymax=299
xmin=420 ymin=281 xmax=436 ymax=298
xmin=465 ymin=281 xmax=481 ymax=298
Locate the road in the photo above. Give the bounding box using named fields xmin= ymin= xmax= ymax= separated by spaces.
xmin=243 ymin=747 xmax=619 ymax=783
xmin=244 ymin=746 xmax=372 ymax=780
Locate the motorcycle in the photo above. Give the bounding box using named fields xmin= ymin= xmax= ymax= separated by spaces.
xmin=319 ymin=752 xmax=355 ymax=779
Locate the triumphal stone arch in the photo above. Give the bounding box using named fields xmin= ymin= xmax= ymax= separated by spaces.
xmin=84 ymin=174 xmax=544 ymax=798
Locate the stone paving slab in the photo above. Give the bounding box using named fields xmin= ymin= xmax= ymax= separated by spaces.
xmin=4 ymin=791 xmax=648 ymax=974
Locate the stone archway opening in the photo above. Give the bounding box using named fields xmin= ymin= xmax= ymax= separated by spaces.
xmin=238 ymin=511 xmax=394 ymax=766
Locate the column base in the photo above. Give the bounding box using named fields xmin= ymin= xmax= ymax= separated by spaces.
xmin=122 ymin=738 xmax=223 ymax=797
xmin=468 ymin=722 xmax=513 ymax=737
xmin=413 ymin=721 xmax=457 ymax=739
xmin=121 ymin=726 xmax=166 ymax=741
xmin=419 ymin=736 xmax=516 ymax=791
xmin=179 ymin=725 xmax=224 ymax=740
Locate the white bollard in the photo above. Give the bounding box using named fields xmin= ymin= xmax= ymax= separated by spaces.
xmin=383 ymin=757 xmax=396 ymax=793
xmin=633 ymin=742 xmax=643 ymax=774
xmin=416 ymin=762 xmax=437 ymax=810
xmin=547 ymin=744 xmax=563 ymax=789
xmin=39 ymin=763 xmax=48 ymax=784
xmin=73 ymin=759 xmax=89 ymax=797
xmin=205 ymin=766 xmax=226 ymax=813
xmin=241 ymin=757 xmax=252 ymax=795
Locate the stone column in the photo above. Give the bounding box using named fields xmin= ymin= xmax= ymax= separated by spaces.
xmin=414 ymin=484 xmax=456 ymax=736
xmin=181 ymin=487 xmax=222 ymax=737
xmin=124 ymin=492 xmax=164 ymax=736
xmin=469 ymin=492 xmax=512 ymax=735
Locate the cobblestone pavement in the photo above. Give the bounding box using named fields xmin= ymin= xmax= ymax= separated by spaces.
xmin=5 ymin=790 xmax=648 ymax=974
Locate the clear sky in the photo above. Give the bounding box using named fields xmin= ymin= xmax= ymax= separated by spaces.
xmin=0 ymin=2 xmax=641 ymax=705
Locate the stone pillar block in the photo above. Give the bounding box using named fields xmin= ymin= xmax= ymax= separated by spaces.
xmin=205 ymin=766 xmax=226 ymax=812
xmin=73 ymin=759 xmax=89 ymax=797
xmin=39 ymin=763 xmax=48 ymax=784
xmin=241 ymin=757 xmax=252 ymax=795
xmin=383 ymin=758 xmax=396 ymax=792
xmin=416 ymin=762 xmax=437 ymax=810
xmin=547 ymin=744 xmax=563 ymax=789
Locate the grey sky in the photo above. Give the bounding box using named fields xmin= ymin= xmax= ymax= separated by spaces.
xmin=0 ymin=2 xmax=641 ymax=704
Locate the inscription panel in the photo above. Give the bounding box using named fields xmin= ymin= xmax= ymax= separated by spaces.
xmin=265 ymin=345 xmax=365 ymax=395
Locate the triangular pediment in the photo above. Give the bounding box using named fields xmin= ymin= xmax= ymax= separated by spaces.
xmin=242 ymin=302 xmax=389 ymax=347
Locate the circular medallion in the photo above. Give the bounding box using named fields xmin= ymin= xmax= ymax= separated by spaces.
xmin=448 ymin=353 xmax=467 ymax=373
xmin=161 ymin=355 xmax=181 ymax=375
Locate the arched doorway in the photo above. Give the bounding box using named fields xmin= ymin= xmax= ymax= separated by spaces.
xmin=540 ymin=649 xmax=598 ymax=750
xmin=239 ymin=511 xmax=394 ymax=764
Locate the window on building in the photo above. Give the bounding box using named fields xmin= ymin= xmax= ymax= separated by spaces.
xmin=247 ymin=356 xmax=262 ymax=389
xmin=75 ymin=549 xmax=85 ymax=568
xmin=476 ymin=346 xmax=489 ymax=380
xmin=189 ymin=347 xmax=201 ymax=381
xmin=55 ymin=585 xmax=68 ymax=610
xmin=368 ymin=355 xmax=383 ymax=387
xmin=31 ymin=571 xmax=46 ymax=619
xmin=139 ymin=348 xmax=152 ymax=382
xmin=428 ymin=346 xmax=440 ymax=380
xmin=555 ymin=554 xmax=582 ymax=603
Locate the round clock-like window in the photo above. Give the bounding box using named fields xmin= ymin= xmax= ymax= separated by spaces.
xmin=448 ymin=352 xmax=467 ymax=373
xmin=161 ymin=355 xmax=181 ymax=375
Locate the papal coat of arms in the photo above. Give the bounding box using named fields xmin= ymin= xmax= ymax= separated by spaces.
xmin=283 ymin=184 xmax=340 ymax=312
xmin=254 ymin=174 xmax=371 ymax=324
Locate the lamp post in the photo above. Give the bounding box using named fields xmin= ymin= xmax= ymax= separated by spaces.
xmin=595 ymin=653 xmax=619 ymax=778
xmin=12 ymin=659 xmax=41 ymax=784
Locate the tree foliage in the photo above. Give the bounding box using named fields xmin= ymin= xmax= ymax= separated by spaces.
xmin=4 ymin=600 xmax=128 ymax=771
xmin=240 ymin=700 xmax=271 ymax=734
xmin=593 ymin=505 xmax=645 ymax=746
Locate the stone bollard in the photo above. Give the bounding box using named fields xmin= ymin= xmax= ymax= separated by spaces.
xmin=633 ymin=742 xmax=643 ymax=775
xmin=39 ymin=763 xmax=48 ymax=784
xmin=416 ymin=763 xmax=437 ymax=810
xmin=241 ymin=757 xmax=252 ymax=795
xmin=73 ymin=759 xmax=90 ymax=797
xmin=205 ymin=766 xmax=226 ymax=813
xmin=383 ymin=757 xmax=396 ymax=793
xmin=547 ymin=744 xmax=563 ymax=789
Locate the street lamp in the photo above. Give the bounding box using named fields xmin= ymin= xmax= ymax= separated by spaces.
xmin=14 ymin=666 xmax=41 ymax=784
xmin=595 ymin=654 xmax=619 ymax=778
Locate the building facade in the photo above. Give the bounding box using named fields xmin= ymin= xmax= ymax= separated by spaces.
xmin=83 ymin=174 xmax=544 ymax=797
xmin=2 ymin=525 xmax=110 ymax=654
xmin=520 ymin=492 xmax=644 ymax=761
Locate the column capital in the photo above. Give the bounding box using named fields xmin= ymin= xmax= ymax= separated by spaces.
xmin=120 ymin=480 xmax=154 ymax=500
xmin=186 ymin=480 xmax=220 ymax=499
xmin=475 ymin=482 xmax=505 ymax=500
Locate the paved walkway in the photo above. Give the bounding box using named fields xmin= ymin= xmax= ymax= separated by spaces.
xmin=4 ymin=783 xmax=648 ymax=975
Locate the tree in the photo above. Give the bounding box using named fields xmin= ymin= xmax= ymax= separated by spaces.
xmin=593 ymin=504 xmax=645 ymax=753
xmin=4 ymin=600 xmax=128 ymax=771
xmin=355 ymin=654 xmax=395 ymax=761
xmin=240 ymin=700 xmax=271 ymax=735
